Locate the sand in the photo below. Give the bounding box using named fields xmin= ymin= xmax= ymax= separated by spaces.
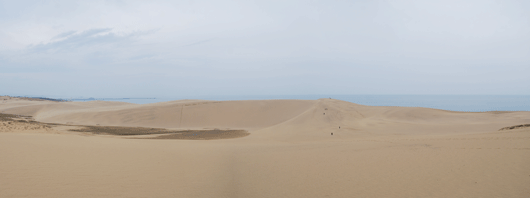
xmin=1 ymin=96 xmax=529 ymax=197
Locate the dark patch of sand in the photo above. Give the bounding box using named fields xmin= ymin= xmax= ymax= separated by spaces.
xmin=0 ymin=113 xmax=34 ymax=122
xmin=147 ymin=129 xmax=249 ymax=140
xmin=2 ymin=113 xmax=249 ymax=140
xmin=69 ymin=125 xmax=249 ymax=140
xmin=70 ymin=125 xmax=179 ymax=135
xmin=499 ymin=124 xmax=530 ymax=131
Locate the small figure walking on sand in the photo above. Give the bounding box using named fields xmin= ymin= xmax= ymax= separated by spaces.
xmin=331 ymin=133 xmax=333 ymax=135
xmin=339 ymin=126 xmax=340 ymax=129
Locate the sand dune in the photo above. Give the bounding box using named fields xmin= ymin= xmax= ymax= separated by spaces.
xmin=1 ymin=97 xmax=529 ymax=197
xmin=3 ymin=98 xmax=527 ymax=136
xmin=1 ymin=99 xmax=317 ymax=130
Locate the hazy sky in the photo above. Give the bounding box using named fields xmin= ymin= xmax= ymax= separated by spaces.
xmin=1 ymin=0 xmax=529 ymax=97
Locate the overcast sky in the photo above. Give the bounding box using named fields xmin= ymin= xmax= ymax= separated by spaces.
xmin=1 ymin=0 xmax=529 ymax=97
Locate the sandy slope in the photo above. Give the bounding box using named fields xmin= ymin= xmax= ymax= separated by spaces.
xmin=1 ymin=99 xmax=317 ymax=130
xmin=1 ymin=97 xmax=529 ymax=198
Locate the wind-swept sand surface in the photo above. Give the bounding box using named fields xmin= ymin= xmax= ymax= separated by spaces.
xmin=1 ymin=96 xmax=529 ymax=197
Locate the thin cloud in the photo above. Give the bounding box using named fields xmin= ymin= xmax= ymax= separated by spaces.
xmin=51 ymin=30 xmax=77 ymax=40
xmin=26 ymin=28 xmax=158 ymax=54
xmin=28 ymin=28 xmax=122 ymax=53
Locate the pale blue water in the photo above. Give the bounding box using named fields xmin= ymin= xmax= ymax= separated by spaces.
xmin=70 ymin=95 xmax=530 ymax=112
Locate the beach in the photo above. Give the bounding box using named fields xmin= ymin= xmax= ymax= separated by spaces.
xmin=1 ymin=96 xmax=529 ymax=197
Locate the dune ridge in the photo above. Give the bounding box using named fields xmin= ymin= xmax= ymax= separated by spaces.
xmin=2 ymin=98 xmax=528 ymax=137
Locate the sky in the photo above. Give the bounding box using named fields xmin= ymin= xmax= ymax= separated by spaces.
xmin=1 ymin=0 xmax=529 ymax=98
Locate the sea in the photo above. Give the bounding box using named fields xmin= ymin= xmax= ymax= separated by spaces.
xmin=68 ymin=95 xmax=530 ymax=112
